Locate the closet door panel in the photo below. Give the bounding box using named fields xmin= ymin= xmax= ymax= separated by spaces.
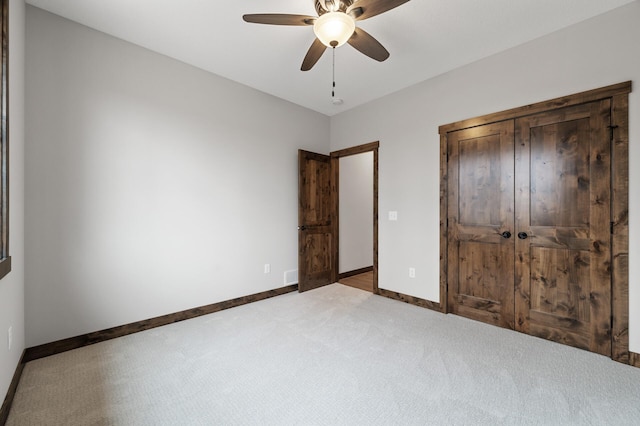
xmin=515 ymin=100 xmax=612 ymax=355
xmin=447 ymin=121 xmax=515 ymax=329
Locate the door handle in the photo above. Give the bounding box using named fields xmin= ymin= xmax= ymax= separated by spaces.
xmin=501 ymin=231 xmax=512 ymax=239
xmin=518 ymin=232 xmax=528 ymax=240
xmin=298 ymin=225 xmax=307 ymax=231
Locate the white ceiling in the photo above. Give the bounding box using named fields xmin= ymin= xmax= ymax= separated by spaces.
xmin=26 ymin=0 xmax=636 ymax=116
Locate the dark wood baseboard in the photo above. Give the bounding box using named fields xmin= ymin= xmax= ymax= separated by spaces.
xmin=24 ymin=284 xmax=298 ymax=363
xmin=0 ymin=350 xmax=25 ymax=426
xmin=378 ymin=288 xmax=442 ymax=313
xmin=338 ymin=266 xmax=374 ymax=280
xmin=631 ymin=351 xmax=640 ymax=368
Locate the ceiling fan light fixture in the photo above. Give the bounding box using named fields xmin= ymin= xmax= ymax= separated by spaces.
xmin=313 ymin=12 xmax=355 ymax=48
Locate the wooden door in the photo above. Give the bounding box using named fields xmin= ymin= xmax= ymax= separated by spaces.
xmin=514 ymin=100 xmax=612 ymax=355
xmin=447 ymin=121 xmax=516 ymax=329
xmin=298 ymin=150 xmax=334 ymax=292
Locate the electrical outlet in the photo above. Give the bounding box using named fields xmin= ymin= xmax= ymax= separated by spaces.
xmin=264 ymin=264 xmax=271 ymax=274
xmin=388 ymin=211 xmax=398 ymax=221
xmin=7 ymin=326 xmax=12 ymax=351
xmin=409 ymin=267 xmax=416 ymax=278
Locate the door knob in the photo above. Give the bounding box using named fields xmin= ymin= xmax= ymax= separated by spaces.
xmin=298 ymin=225 xmax=307 ymax=231
xmin=518 ymin=232 xmax=528 ymax=240
xmin=501 ymin=231 xmax=512 ymax=239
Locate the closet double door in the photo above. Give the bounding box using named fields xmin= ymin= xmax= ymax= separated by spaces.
xmin=447 ymin=99 xmax=612 ymax=356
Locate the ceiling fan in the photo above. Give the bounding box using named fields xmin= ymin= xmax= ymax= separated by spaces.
xmin=243 ymin=0 xmax=411 ymax=71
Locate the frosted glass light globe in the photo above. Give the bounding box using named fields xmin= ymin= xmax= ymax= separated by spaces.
xmin=313 ymin=12 xmax=356 ymax=47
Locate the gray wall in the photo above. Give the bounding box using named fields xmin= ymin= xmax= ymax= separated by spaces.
xmin=0 ymin=0 xmax=25 ymax=402
xmin=330 ymin=1 xmax=640 ymax=351
xmin=339 ymin=152 xmax=373 ymax=273
xmin=25 ymin=6 xmax=329 ymax=346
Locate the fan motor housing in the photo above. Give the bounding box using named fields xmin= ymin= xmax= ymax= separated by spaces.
xmin=315 ymin=0 xmax=355 ymax=16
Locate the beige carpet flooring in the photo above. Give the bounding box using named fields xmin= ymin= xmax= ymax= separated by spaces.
xmin=7 ymin=284 xmax=640 ymax=425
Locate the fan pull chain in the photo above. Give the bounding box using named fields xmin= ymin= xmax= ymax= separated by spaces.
xmin=331 ymin=47 xmax=343 ymax=106
xmin=332 ymin=47 xmax=336 ymax=99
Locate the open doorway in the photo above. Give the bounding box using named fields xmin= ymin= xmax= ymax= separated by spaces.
xmin=297 ymin=142 xmax=378 ymax=293
xmin=332 ymin=142 xmax=379 ymax=293
xmin=337 ymin=151 xmax=374 ymax=291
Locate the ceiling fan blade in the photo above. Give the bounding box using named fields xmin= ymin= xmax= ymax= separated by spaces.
xmin=301 ymin=38 xmax=327 ymax=71
xmin=347 ymin=0 xmax=411 ymax=21
xmin=347 ymin=27 xmax=390 ymax=62
xmin=243 ymin=14 xmax=315 ymax=26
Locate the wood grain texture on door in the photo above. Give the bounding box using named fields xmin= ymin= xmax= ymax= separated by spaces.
xmin=447 ymin=121 xmax=515 ymax=329
xmin=440 ymin=82 xmax=631 ymax=362
xmin=514 ymin=100 xmax=612 ymax=355
xmin=298 ymin=150 xmax=333 ymax=292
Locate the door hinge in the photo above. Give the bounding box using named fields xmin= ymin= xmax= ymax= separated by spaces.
xmin=608 ymin=125 xmax=619 ymax=142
